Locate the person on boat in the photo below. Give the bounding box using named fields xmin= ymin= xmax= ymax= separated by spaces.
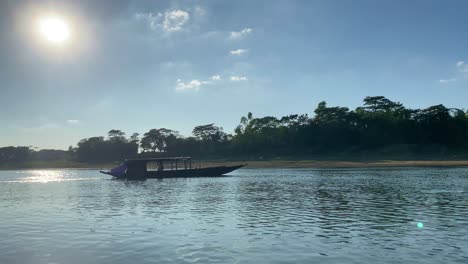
xmin=157 ymin=161 xmax=164 ymax=171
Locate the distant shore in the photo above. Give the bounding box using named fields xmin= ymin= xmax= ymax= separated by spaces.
xmin=213 ymin=160 xmax=468 ymax=168
xmin=2 ymin=159 xmax=468 ymax=170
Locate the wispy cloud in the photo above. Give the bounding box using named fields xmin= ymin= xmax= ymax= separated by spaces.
xmin=439 ymin=61 xmax=468 ymax=84
xmin=66 ymin=119 xmax=80 ymax=124
xmin=439 ymin=78 xmax=457 ymax=83
xmin=176 ymin=79 xmax=210 ymax=91
xmin=229 ymin=28 xmax=253 ymax=40
xmin=211 ymin=75 xmax=221 ymax=81
xmin=230 ymin=76 xmax=248 ymax=81
xmin=457 ymin=61 xmax=468 ymax=73
xmin=193 ymin=6 xmax=206 ymax=17
xmin=135 ymin=10 xmax=190 ymax=32
xmin=230 ymin=49 xmax=248 ymax=55
xmin=135 ymin=12 xmax=161 ymax=30
xmin=20 ymin=123 xmax=59 ymax=133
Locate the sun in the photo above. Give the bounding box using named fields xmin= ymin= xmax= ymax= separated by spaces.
xmin=37 ymin=16 xmax=71 ymax=44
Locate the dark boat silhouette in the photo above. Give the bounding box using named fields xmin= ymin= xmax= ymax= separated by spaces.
xmin=100 ymin=157 xmax=245 ymax=179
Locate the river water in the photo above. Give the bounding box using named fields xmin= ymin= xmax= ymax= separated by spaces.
xmin=0 ymin=168 xmax=467 ymax=263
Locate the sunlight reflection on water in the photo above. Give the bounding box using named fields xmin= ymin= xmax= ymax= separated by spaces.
xmin=3 ymin=170 xmax=100 ymax=183
xmin=0 ymin=168 xmax=467 ymax=264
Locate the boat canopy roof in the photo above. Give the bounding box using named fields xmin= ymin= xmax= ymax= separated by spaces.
xmin=125 ymin=157 xmax=191 ymax=163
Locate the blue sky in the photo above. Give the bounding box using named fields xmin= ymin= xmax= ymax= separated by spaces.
xmin=1 ymin=0 xmax=468 ymax=149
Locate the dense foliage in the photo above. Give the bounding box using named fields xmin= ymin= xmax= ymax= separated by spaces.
xmin=2 ymin=96 xmax=468 ymax=165
xmin=74 ymin=130 xmax=139 ymax=163
xmin=0 ymin=147 xmax=69 ymax=166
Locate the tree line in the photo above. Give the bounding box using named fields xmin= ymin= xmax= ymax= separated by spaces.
xmin=2 ymin=96 xmax=468 ymax=165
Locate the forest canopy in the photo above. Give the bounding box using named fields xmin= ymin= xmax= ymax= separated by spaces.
xmin=1 ymin=96 xmax=468 ymax=165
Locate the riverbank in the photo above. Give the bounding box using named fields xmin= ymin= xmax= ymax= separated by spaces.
xmin=2 ymin=159 xmax=468 ymax=170
xmin=208 ymin=160 xmax=468 ymax=168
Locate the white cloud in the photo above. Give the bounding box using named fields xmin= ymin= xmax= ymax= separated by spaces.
xmin=229 ymin=28 xmax=253 ymax=39
xmin=230 ymin=76 xmax=248 ymax=81
xmin=135 ymin=10 xmax=190 ymax=32
xmin=439 ymin=78 xmax=457 ymax=83
xmin=66 ymin=119 xmax=80 ymax=124
xmin=176 ymin=74 xmax=225 ymax=91
xmin=457 ymin=61 xmax=464 ymax=67
xmin=176 ymin=79 xmax=210 ymax=91
xmin=162 ymin=10 xmax=190 ymax=32
xmin=230 ymin=49 xmax=248 ymax=55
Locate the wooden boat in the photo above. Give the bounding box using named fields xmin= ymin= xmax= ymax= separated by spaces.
xmin=100 ymin=157 xmax=245 ymax=179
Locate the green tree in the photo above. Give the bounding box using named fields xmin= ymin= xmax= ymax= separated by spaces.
xmin=129 ymin=133 xmax=140 ymax=144
xmin=108 ymin=129 xmax=127 ymax=143
xmin=193 ymin=124 xmax=227 ymax=142
xmin=140 ymin=128 xmax=177 ymax=152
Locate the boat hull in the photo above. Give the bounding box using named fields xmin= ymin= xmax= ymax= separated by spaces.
xmin=146 ymin=165 xmax=245 ymax=178
xmin=101 ymin=164 xmax=245 ymax=179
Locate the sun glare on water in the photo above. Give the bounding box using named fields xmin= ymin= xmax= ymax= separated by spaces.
xmin=37 ymin=16 xmax=71 ymax=44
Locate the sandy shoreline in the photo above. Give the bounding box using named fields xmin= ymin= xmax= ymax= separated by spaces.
xmin=2 ymin=159 xmax=468 ymax=170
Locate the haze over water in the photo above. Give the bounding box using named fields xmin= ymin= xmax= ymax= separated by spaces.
xmin=1 ymin=168 xmax=467 ymax=263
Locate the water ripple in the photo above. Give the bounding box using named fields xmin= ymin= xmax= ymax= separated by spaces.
xmin=0 ymin=168 xmax=467 ymax=263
